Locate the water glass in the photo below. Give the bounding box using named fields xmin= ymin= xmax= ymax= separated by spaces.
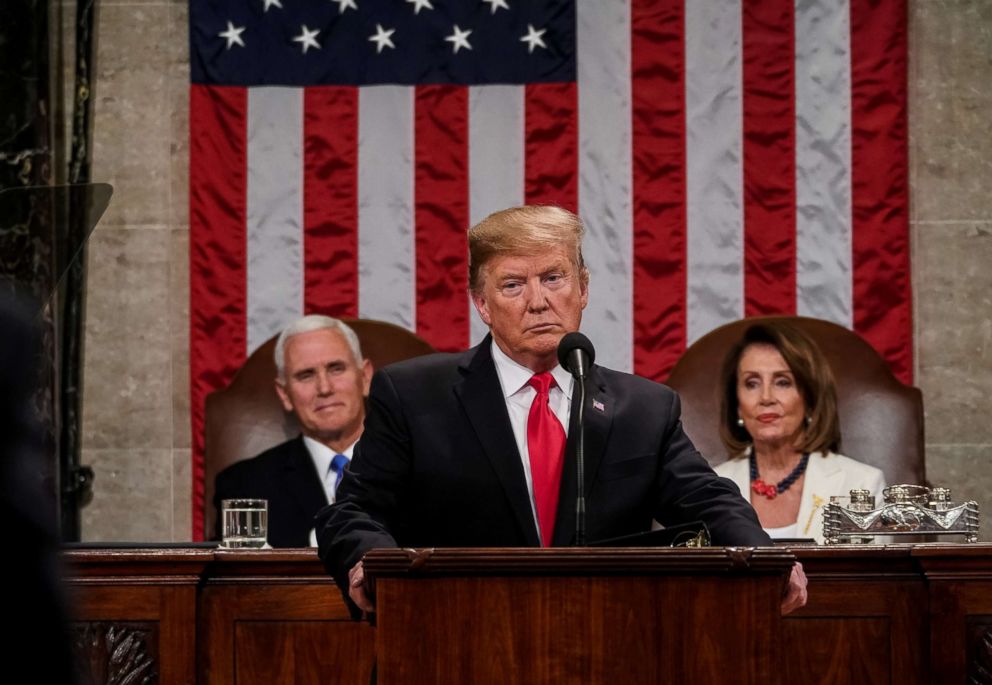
xmin=221 ymin=498 xmax=268 ymax=548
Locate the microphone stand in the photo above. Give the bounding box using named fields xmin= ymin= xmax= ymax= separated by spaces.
xmin=575 ymin=376 xmax=586 ymax=546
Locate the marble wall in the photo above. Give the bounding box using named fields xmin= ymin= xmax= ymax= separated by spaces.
xmin=78 ymin=0 xmax=190 ymax=541
xmin=910 ymin=0 xmax=992 ymax=536
xmin=78 ymin=0 xmax=992 ymax=541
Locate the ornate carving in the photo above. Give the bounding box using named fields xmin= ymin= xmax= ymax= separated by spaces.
xmin=967 ymin=618 xmax=992 ymax=685
xmin=72 ymin=622 xmax=158 ymax=685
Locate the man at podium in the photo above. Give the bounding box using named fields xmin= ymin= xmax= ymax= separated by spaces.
xmin=318 ymin=205 xmax=807 ymax=615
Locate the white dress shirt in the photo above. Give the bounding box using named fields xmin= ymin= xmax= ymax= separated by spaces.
xmin=490 ymin=340 xmax=574 ymax=533
xmin=303 ymin=436 xmax=357 ymax=504
xmin=304 ymin=437 xmax=357 ymax=547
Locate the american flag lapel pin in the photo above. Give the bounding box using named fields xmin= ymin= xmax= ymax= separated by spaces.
xmin=592 ymin=399 xmax=605 ymax=413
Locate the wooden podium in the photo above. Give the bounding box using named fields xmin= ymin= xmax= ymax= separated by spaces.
xmin=363 ymin=546 xmax=795 ymax=685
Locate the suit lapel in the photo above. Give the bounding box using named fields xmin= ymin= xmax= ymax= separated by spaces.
xmin=798 ymin=451 xmax=843 ymax=541
xmin=454 ymin=339 xmax=541 ymax=547
xmin=282 ymin=436 xmax=330 ymax=521
xmin=552 ymin=365 xmax=613 ymax=546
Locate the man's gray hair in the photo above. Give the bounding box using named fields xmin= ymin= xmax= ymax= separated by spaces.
xmin=274 ymin=315 xmax=364 ymax=382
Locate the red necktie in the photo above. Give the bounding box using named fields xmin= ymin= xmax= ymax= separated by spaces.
xmin=527 ymin=372 xmax=566 ymax=546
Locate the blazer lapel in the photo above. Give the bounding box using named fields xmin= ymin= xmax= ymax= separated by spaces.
xmin=798 ymin=451 xmax=844 ymax=541
xmin=552 ymin=365 xmax=613 ymax=546
xmin=282 ymin=436 xmax=330 ymax=519
xmin=454 ymin=339 xmax=541 ymax=547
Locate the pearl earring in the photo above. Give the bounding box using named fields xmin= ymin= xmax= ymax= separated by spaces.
xmin=737 ymin=417 xmax=745 ymax=427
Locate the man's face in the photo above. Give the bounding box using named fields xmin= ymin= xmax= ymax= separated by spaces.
xmin=275 ymin=328 xmax=372 ymax=447
xmin=471 ymin=245 xmax=588 ymax=371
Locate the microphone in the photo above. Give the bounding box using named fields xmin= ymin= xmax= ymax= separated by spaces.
xmin=557 ymin=332 xmax=596 ymax=546
xmin=557 ymin=332 xmax=595 ymax=380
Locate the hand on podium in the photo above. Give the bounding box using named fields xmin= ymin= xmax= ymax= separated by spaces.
xmin=781 ymin=561 xmax=808 ymax=615
xmin=349 ymin=560 xmax=375 ymax=613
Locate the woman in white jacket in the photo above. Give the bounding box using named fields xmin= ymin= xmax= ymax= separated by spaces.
xmin=713 ymin=322 xmax=885 ymax=544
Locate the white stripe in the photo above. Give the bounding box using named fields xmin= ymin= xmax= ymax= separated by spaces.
xmin=468 ymin=85 xmax=525 ymax=346
xmin=577 ymin=0 xmax=633 ymax=372
xmin=246 ymin=87 xmax=303 ymax=354
xmin=684 ymin=0 xmax=744 ymax=344
xmin=357 ymin=86 xmax=415 ymax=330
xmin=795 ymin=0 xmax=853 ymax=327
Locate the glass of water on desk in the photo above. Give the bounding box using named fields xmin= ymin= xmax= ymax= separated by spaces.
xmin=221 ymin=498 xmax=268 ymax=548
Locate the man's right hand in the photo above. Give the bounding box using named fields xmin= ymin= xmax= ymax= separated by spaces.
xmin=348 ymin=560 xmax=375 ymax=613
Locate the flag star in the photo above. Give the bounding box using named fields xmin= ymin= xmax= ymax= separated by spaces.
xmin=218 ymin=21 xmax=246 ymax=50
xmin=519 ymin=24 xmax=547 ymax=53
xmin=262 ymin=0 xmax=282 ymax=11
xmin=482 ymin=0 xmax=509 ymax=14
xmin=368 ymin=24 xmax=396 ymax=54
xmin=292 ymin=25 xmax=321 ymax=54
xmin=445 ymin=25 xmax=472 ymax=54
xmin=330 ymin=0 xmax=358 ymax=13
xmin=405 ymin=0 xmax=434 ymax=14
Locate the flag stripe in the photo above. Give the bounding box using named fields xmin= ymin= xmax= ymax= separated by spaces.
xmin=577 ymin=0 xmax=633 ymax=372
xmin=303 ymin=87 xmax=358 ymax=318
xmin=685 ymin=0 xmax=744 ymax=344
xmin=631 ymin=0 xmax=687 ymax=379
xmin=525 ymin=82 xmax=579 ymax=212
xmin=246 ymin=87 xmax=303 ymax=353
xmin=414 ymin=85 xmax=470 ymax=352
xmin=357 ymin=86 xmax=415 ymax=329
xmin=850 ymin=0 xmax=912 ymax=384
xmin=742 ymin=0 xmax=796 ymax=317
xmin=795 ymin=0 xmax=853 ymax=327
xmin=468 ymin=85 xmax=524 ymax=346
xmin=189 ymin=84 xmax=248 ymax=540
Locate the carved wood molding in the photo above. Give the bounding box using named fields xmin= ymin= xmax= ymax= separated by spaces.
xmin=967 ymin=618 xmax=992 ymax=685
xmin=72 ymin=622 xmax=158 ymax=685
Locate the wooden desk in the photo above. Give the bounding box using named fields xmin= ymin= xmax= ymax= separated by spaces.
xmin=65 ymin=544 xmax=992 ymax=684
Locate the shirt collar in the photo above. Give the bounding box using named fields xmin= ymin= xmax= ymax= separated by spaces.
xmin=303 ymin=435 xmax=357 ymax=476
xmin=490 ymin=339 xmax=574 ymax=400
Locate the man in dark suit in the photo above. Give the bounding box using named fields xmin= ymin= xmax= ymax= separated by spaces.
xmin=213 ymin=315 xmax=372 ymax=547
xmin=318 ymin=205 xmax=807 ymax=612
xmin=1 ymin=292 xmax=77 ymax=683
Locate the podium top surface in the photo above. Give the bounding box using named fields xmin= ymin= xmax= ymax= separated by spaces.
xmin=361 ymin=546 xmax=796 ymax=577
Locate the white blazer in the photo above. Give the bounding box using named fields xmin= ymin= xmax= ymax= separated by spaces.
xmin=714 ymin=451 xmax=886 ymax=544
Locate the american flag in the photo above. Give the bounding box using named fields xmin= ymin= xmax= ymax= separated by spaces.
xmin=188 ymin=0 xmax=910 ymax=538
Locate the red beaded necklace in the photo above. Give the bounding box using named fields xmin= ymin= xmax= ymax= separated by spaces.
xmin=749 ymin=452 xmax=810 ymax=500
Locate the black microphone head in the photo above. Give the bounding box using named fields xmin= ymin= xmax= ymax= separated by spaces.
xmin=557 ymin=332 xmax=595 ymax=373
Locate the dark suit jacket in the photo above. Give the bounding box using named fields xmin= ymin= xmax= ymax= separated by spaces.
xmin=213 ymin=435 xmax=328 ymax=547
xmin=318 ymin=337 xmax=771 ymax=583
xmin=1 ymin=294 xmax=77 ymax=683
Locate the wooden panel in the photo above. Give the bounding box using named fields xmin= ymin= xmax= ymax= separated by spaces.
xmin=69 ymin=585 xmax=197 ymax=685
xmin=201 ymin=583 xmax=373 ymax=685
xmin=783 ymin=618 xmax=890 ymax=684
xmin=235 ymin=621 xmax=375 ymax=685
xmin=376 ymin=575 xmax=782 ymax=685
xmin=61 ymin=544 xmax=992 ymax=685
xmin=929 ymin=582 xmax=992 ymax=684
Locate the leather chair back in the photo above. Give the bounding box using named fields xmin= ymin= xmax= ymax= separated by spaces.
xmin=203 ymin=319 xmax=435 ymax=536
xmin=666 ymin=316 xmax=924 ymax=486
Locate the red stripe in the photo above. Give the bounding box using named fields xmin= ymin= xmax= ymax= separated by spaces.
xmin=189 ymin=84 xmax=247 ymax=540
xmin=631 ymin=0 xmax=686 ymax=381
xmin=524 ymin=82 xmax=578 ymax=213
xmin=414 ymin=85 xmax=469 ymax=352
xmin=850 ymin=0 xmax=912 ymax=384
xmin=742 ymin=0 xmax=797 ymax=316
xmin=303 ymin=87 xmax=358 ymax=317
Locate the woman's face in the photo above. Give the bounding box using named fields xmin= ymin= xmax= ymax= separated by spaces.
xmin=736 ymin=343 xmax=807 ymax=452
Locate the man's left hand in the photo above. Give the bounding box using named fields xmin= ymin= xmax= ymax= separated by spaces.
xmin=781 ymin=561 xmax=808 ymax=615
